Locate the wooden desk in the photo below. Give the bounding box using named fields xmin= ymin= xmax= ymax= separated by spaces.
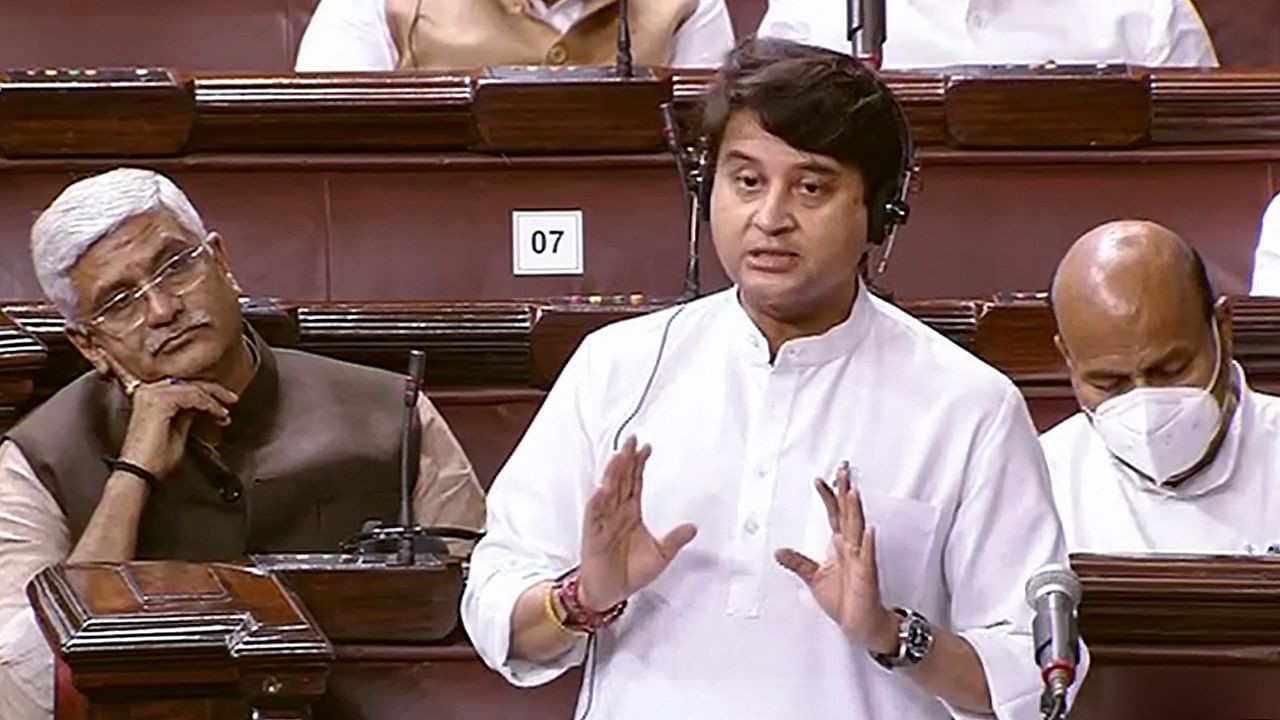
xmin=1071 ymin=554 xmax=1280 ymax=719
xmin=30 ymin=556 xmax=1280 ymax=720
xmin=0 ymin=68 xmax=1278 ymax=302
xmin=5 ymin=294 xmax=1280 ymax=482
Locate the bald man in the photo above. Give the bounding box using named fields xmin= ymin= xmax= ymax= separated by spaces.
xmin=1042 ymin=220 xmax=1280 ymax=554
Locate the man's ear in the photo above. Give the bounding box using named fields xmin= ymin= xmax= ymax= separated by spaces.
xmin=1054 ymin=333 xmax=1073 ymax=369
xmin=66 ymin=325 xmax=112 ymax=376
xmin=206 ymin=232 xmax=242 ymax=293
xmin=1214 ymin=295 xmax=1233 ymax=360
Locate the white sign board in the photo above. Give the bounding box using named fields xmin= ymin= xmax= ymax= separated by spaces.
xmin=512 ymin=209 xmax=584 ymax=276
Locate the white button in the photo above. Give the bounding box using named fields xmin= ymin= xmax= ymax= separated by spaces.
xmin=970 ymin=12 xmax=988 ymax=28
xmin=755 ymin=466 xmax=767 ymax=478
xmin=744 ymin=518 xmax=759 ymax=535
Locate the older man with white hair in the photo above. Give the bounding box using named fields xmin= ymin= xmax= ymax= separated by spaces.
xmin=0 ymin=167 xmax=486 ymax=720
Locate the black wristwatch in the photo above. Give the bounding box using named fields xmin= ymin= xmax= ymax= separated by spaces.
xmin=871 ymin=607 xmax=934 ymax=670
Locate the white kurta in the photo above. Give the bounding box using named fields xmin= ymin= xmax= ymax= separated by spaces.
xmin=1251 ymin=193 xmax=1280 ymax=296
xmin=1042 ymin=364 xmax=1280 ymax=554
xmin=758 ymin=0 xmax=1218 ymax=68
xmin=462 ymin=285 xmax=1074 ymax=720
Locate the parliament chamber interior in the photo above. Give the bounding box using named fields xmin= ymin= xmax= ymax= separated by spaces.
xmin=3 ymin=1 xmax=1280 ymax=719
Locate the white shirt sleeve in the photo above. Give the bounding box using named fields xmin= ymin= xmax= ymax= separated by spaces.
xmin=460 ymin=338 xmax=604 ymax=687
xmin=670 ymin=0 xmax=736 ymax=68
xmin=0 ymin=440 xmax=71 ymax=720
xmin=941 ymin=388 xmax=1084 ymax=720
xmin=295 ymin=0 xmax=399 ymax=72
xmin=1144 ymin=0 xmax=1219 ymax=67
xmin=1252 ymin=194 xmax=1280 ymax=296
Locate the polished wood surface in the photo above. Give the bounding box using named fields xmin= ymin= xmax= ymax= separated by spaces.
xmin=5 ymin=67 xmax=1280 ymax=157
xmin=29 ymin=562 xmax=332 ymax=720
xmin=6 ymin=294 xmax=1280 ymax=488
xmin=30 ymin=556 xmax=1280 ymax=720
xmin=1 ymin=68 xmax=1279 ymax=302
xmin=1072 ymin=554 xmax=1280 ymax=720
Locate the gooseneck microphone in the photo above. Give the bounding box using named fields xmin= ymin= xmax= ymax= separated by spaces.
xmin=660 ymin=103 xmax=704 ymax=300
xmin=847 ymin=0 xmax=887 ymax=69
xmin=1025 ymin=564 xmax=1082 ymax=720
xmin=617 ymin=0 xmax=634 ymax=78
xmin=398 ymin=349 xmax=427 ymax=560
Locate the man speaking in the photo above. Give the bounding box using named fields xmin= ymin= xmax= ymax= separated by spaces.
xmin=463 ymin=38 xmax=1076 ymax=718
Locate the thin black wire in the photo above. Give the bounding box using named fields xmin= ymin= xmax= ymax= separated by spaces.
xmin=578 ymin=304 xmax=690 ymax=719
xmin=1045 ymin=693 xmax=1068 ymax=720
xmin=610 ymin=304 xmax=689 ymax=451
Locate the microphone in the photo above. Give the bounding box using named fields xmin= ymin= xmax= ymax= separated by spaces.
xmin=340 ymin=347 xmax=483 ymax=563
xmin=617 ymin=0 xmax=634 ymax=78
xmin=847 ymin=0 xmax=887 ymax=69
xmin=660 ymin=103 xmax=704 ymax=300
xmin=398 ymin=349 xmax=427 ymax=560
xmin=1025 ymin=564 xmax=1082 ymax=720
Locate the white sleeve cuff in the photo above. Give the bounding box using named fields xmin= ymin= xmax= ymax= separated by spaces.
xmin=950 ymin=625 xmax=1087 ymax=720
xmin=462 ymin=564 xmax=587 ymax=688
xmin=0 ymin=606 xmax=54 ymax=716
xmin=953 ymin=624 xmax=1040 ymax=720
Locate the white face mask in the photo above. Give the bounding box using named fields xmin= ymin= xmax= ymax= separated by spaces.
xmin=1087 ymin=325 xmax=1226 ymax=485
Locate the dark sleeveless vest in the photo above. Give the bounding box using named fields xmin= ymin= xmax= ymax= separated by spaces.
xmin=4 ymin=331 xmax=409 ymax=560
xmin=385 ymin=0 xmax=697 ymax=70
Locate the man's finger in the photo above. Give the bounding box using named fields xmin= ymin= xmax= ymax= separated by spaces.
xmin=775 ymin=548 xmax=820 ymax=584
xmin=815 ymin=477 xmax=838 ymax=532
xmin=597 ymin=450 xmax=626 ymax=512
xmin=861 ymin=527 xmax=878 ymax=572
xmin=657 ymin=522 xmax=697 ymax=560
xmin=99 ymin=351 xmax=141 ymax=396
xmin=629 ymin=442 xmax=652 ymax=503
xmin=175 ymin=387 xmax=232 ymax=418
xmin=844 ymin=486 xmax=866 ymax=544
xmin=186 ymin=381 xmax=240 ymax=407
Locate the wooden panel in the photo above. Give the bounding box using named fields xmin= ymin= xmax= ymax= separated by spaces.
xmin=889 ymin=154 xmax=1276 ymax=299
xmin=323 ymin=163 xmax=690 ymax=300
xmin=6 ymin=69 xmax=1280 ymax=157
xmin=190 ymin=74 xmax=475 ymax=152
xmin=944 ymin=69 xmax=1150 ymax=148
xmin=319 ymin=653 xmax=579 ymax=720
xmin=1152 ymin=71 xmax=1280 ymax=144
xmin=0 ymin=69 xmax=193 ymax=157
xmin=3 ymin=70 xmax=1280 ymax=303
xmin=0 ymin=307 xmax=44 ymax=430
xmin=33 ymin=556 xmax=1280 ymax=720
xmin=11 ymin=293 xmax=1280 ymax=440
xmin=169 ymin=171 xmax=331 ymax=299
xmin=471 ymin=67 xmax=670 ymax=152
xmin=0 ymin=0 xmax=305 ymax=73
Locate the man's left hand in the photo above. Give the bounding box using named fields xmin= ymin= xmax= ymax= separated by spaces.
xmin=775 ymin=463 xmax=899 ymax=655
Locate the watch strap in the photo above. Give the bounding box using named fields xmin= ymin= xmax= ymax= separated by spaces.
xmin=871 ymin=607 xmax=934 ymax=670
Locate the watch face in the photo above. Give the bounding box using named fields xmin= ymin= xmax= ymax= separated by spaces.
xmin=903 ymin=613 xmax=934 ymax=662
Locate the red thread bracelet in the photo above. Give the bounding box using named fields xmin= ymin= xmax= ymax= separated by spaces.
xmin=554 ymin=574 xmax=626 ymax=633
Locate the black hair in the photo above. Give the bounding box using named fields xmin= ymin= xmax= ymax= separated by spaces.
xmin=701 ymin=37 xmax=907 ymax=204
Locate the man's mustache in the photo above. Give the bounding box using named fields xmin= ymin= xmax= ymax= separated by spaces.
xmin=144 ymin=310 xmax=213 ymax=356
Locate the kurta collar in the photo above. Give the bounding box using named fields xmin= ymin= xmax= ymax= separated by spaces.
xmin=727 ymin=281 xmax=876 ymax=368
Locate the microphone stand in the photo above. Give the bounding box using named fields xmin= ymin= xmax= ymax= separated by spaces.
xmin=396 ymin=349 xmax=426 ymax=564
xmin=661 ymin=103 xmax=704 ymax=301
xmin=617 ymin=0 xmax=634 ymax=78
xmin=847 ymin=0 xmax=887 ymax=69
xmin=338 ymin=349 xmax=482 ymax=565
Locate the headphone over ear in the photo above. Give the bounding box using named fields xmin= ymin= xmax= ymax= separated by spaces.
xmin=682 ymin=72 xmax=916 ymax=247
